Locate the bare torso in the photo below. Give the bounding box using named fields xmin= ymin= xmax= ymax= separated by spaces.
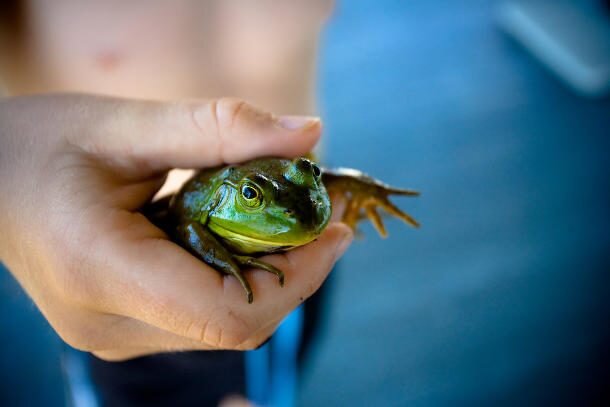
xmin=4 ymin=0 xmax=333 ymax=114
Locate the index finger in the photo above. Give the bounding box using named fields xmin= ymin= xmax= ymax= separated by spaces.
xmin=70 ymin=95 xmax=322 ymax=174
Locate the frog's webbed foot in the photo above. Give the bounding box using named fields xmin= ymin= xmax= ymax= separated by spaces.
xmin=233 ymin=255 xmax=285 ymax=287
xmin=322 ymin=167 xmax=419 ymax=238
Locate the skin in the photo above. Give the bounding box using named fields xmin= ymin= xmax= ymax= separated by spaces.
xmin=162 ymin=156 xmax=420 ymax=304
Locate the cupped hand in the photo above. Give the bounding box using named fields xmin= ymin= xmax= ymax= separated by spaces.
xmin=0 ymin=94 xmax=352 ymax=361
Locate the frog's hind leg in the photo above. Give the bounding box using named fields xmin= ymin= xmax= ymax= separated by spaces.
xmin=233 ymin=255 xmax=285 ymax=286
xmin=323 ymin=167 xmax=419 ymax=238
xmin=359 ymin=195 xmax=419 ymax=238
xmin=176 ymin=222 xmax=254 ymax=303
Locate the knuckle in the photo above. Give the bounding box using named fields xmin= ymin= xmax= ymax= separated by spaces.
xmin=214 ymin=98 xmax=247 ymax=130
xmin=193 ymin=308 xmax=255 ymax=350
xmin=220 ymin=323 xmax=252 ymax=349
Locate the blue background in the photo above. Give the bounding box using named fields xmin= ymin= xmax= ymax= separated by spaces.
xmin=2 ymin=1 xmax=610 ymax=405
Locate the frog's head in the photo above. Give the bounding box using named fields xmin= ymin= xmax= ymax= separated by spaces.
xmin=207 ymin=157 xmax=332 ymax=254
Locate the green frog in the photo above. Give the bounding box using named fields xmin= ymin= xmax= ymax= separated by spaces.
xmin=153 ymin=157 xmax=419 ymax=303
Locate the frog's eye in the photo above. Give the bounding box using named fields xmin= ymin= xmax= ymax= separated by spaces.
xmin=311 ymin=163 xmax=321 ymax=178
xmin=240 ymin=183 xmax=263 ymax=208
xmin=242 ymin=185 xmax=257 ymax=199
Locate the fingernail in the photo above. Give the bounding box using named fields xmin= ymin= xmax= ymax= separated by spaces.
xmin=333 ymin=229 xmax=353 ymax=262
xmin=277 ymin=115 xmax=321 ymax=130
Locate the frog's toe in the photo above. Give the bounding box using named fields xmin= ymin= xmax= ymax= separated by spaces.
xmin=383 ymin=186 xmax=420 ymax=196
xmin=379 ymin=198 xmax=420 ymax=228
xmin=234 ymin=255 xmax=285 ymax=287
xmin=229 ymin=269 xmax=253 ymax=303
xmin=364 ymin=204 xmax=388 ymax=238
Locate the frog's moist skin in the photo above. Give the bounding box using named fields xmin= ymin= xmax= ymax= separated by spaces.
xmin=167 ymin=157 xmax=419 ymax=303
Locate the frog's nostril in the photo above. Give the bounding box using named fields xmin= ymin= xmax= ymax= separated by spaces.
xmin=296 ymin=157 xmax=311 ymax=170
xmin=295 ymin=158 xmax=321 ymax=179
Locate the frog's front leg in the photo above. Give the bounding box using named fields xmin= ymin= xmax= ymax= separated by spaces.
xmin=176 ymin=222 xmax=283 ymax=303
xmin=322 ymin=167 xmax=419 ymax=237
xmin=177 ymin=222 xmax=253 ymax=302
xmin=232 ymin=255 xmax=285 ymax=287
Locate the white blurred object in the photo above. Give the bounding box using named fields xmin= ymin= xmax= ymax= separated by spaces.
xmin=497 ymin=0 xmax=610 ymax=98
xmin=154 ymin=169 xmax=195 ymax=200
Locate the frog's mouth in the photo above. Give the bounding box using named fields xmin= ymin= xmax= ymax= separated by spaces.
xmin=208 ymin=223 xmax=317 ymax=255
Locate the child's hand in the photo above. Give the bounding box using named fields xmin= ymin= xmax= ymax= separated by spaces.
xmin=0 ymin=94 xmax=352 ymax=360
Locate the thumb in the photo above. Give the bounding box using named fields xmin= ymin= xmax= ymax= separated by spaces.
xmin=77 ymin=96 xmax=322 ymax=175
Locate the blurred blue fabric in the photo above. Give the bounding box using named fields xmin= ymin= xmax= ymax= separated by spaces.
xmin=2 ymin=0 xmax=609 ymax=406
